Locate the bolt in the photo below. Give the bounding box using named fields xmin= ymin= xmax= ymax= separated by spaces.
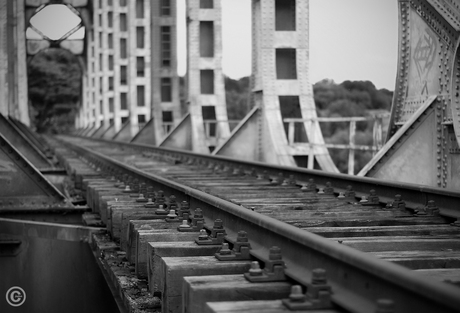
xmin=248 ymin=261 xmax=263 ymax=276
xmin=181 ymin=201 xmax=189 ymax=210
xmin=178 ymin=220 xmax=190 ymax=229
xmin=324 ymin=182 xmax=334 ymax=194
xmin=219 ymin=243 xmax=232 ymax=255
xmin=136 ymin=193 xmax=147 ymax=202
xmin=312 ymin=268 xmax=327 ymax=285
xmin=144 ymin=198 xmax=155 ymax=208
xmin=198 ymin=229 xmax=208 ymax=241
xmin=194 ymin=208 xmax=203 ymax=218
xmin=288 ymin=285 xmax=306 ymax=302
xmin=237 ymin=231 xmax=248 ymax=242
xmin=269 ymin=246 xmax=282 ymax=260
xmin=337 ymin=192 xmax=345 ymax=199
xmin=213 ymin=219 xmax=223 ymax=229
xmin=167 ymin=209 xmax=177 ymax=219
xmin=360 ymin=196 xmax=369 ymax=203
xmin=368 ymin=190 xmax=379 ymax=203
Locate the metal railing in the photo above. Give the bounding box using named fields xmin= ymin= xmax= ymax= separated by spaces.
xmin=284 ymin=115 xmax=388 ymax=174
xmin=159 ymin=120 xmax=241 ymax=141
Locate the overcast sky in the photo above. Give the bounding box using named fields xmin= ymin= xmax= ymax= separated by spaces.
xmin=28 ymin=0 xmax=399 ymax=90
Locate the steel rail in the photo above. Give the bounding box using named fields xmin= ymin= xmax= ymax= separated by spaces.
xmin=59 ymin=136 xmax=460 ymax=313
xmin=61 ymin=135 xmax=460 ymax=220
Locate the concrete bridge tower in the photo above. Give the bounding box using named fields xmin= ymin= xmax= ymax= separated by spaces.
xmin=158 ymin=0 xmax=230 ymax=153
xmin=0 ymin=0 xmax=29 ymax=125
xmin=214 ymin=0 xmax=338 ymax=171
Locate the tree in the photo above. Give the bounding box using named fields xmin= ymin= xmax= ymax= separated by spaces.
xmin=28 ymin=48 xmax=82 ymax=133
xmin=225 ymin=76 xmax=251 ymax=120
xmin=313 ymin=80 xmax=393 ymax=173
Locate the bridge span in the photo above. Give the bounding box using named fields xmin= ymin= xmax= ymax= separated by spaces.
xmin=1 ymin=1 xmax=460 ymax=312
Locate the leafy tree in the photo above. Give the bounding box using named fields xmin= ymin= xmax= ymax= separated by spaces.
xmin=313 ymin=80 xmax=393 ymax=174
xmin=28 ymin=48 xmax=81 ymax=133
xmin=225 ymin=76 xmax=251 ymax=120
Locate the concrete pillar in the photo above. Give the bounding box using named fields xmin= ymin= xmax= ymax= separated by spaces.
xmin=151 ymin=0 xmax=182 ymax=144
xmin=252 ymin=0 xmax=337 ymax=171
xmin=127 ymin=0 xmax=150 ymax=138
xmin=0 ymin=0 xmax=30 ymax=125
xmin=83 ymin=0 xmax=153 ymax=140
xmin=186 ymin=0 xmax=230 ymax=153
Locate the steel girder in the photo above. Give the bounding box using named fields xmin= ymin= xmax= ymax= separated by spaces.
xmin=360 ymin=0 xmax=460 ymax=190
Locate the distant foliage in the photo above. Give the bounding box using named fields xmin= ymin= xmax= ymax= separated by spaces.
xmin=26 ymin=49 xmax=392 ymax=174
xmin=179 ymin=75 xmax=251 ymax=121
xmin=313 ymin=79 xmax=393 ymax=173
xmin=28 ymin=48 xmax=81 ymax=133
xmin=221 ymin=77 xmax=393 ymax=174
xmin=225 ymin=76 xmax=251 ymax=120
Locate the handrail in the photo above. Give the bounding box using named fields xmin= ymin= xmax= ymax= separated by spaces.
xmin=283 ymin=115 xmax=389 ymax=174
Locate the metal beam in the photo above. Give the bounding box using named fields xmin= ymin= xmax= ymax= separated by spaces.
xmin=0 ymin=114 xmax=54 ymax=169
xmin=364 ymin=0 xmax=460 ymax=189
xmin=0 ymin=133 xmax=70 ymax=211
xmin=0 ymin=218 xmax=103 ymax=242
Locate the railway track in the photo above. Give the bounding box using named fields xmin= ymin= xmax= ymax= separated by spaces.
xmin=49 ymin=134 xmax=460 ymax=313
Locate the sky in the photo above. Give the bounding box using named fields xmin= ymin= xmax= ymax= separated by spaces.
xmin=27 ymin=0 xmax=398 ymax=90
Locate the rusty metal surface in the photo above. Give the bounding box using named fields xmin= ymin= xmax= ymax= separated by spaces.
xmin=56 ymin=135 xmax=460 ymax=313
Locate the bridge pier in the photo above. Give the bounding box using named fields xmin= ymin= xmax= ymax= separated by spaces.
xmin=213 ymin=0 xmax=338 ymax=171
xmin=0 ymin=0 xmax=29 ymax=126
xmin=159 ymin=0 xmax=230 ymax=153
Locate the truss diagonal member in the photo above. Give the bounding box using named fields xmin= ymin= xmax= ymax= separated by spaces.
xmin=58 ymin=22 xmax=83 ymax=42
xmin=0 ymin=133 xmax=71 ymax=212
xmin=0 ymin=114 xmax=54 ymax=169
xmin=28 ymin=23 xmax=52 ymax=41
